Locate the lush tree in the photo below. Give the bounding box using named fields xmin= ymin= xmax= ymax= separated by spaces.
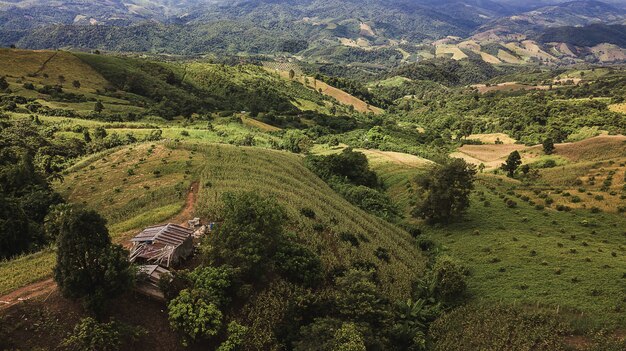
xmin=289 ymin=69 xmax=296 ymax=80
xmin=336 ymin=270 xmax=391 ymax=328
xmin=542 ymin=138 xmax=555 ymax=155
xmin=412 ymin=158 xmax=476 ymax=223
xmin=94 ymin=101 xmax=104 ymax=113
xmin=72 ymin=80 xmax=81 ymax=89
xmin=217 ymin=322 xmax=248 ymax=351
xmin=282 ymin=130 xmax=312 ymax=154
xmin=294 ymin=318 xmax=343 ymax=351
xmin=208 ymin=191 xmax=285 ymax=282
xmin=305 ymin=148 xmax=378 ymax=188
xmin=501 ymin=151 xmax=522 ymax=177
xmin=275 ymin=238 xmax=323 ymax=287
xmin=54 ymin=207 xmax=133 ymax=315
xmin=168 ymin=289 xmax=223 ymax=346
xmin=186 ymin=266 xmax=234 ymax=307
xmin=332 ymin=323 xmax=366 ymax=351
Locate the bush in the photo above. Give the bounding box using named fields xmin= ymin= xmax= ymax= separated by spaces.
xmin=300 ymin=207 xmax=316 ymax=219
xmin=431 ymin=256 xmax=467 ymax=305
xmin=339 ymin=232 xmax=360 ymax=247
xmin=61 ymin=318 xmax=144 ymax=351
xmin=506 ymin=199 xmax=517 ymax=208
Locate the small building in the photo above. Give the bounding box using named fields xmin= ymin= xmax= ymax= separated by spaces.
xmin=129 ymin=223 xmax=193 ymax=268
xmin=136 ymin=264 xmax=171 ymax=301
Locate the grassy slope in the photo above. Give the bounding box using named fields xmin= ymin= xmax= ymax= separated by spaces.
xmin=191 ymin=143 xmax=425 ymax=300
xmin=1 ymin=142 xmax=427 ymax=301
xmin=369 ymin=137 xmax=626 ymax=328
xmin=429 ymin=177 xmax=626 ymax=327
xmin=0 ymin=143 xmax=198 ymax=296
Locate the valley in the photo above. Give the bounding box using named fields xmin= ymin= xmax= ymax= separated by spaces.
xmin=1 ymin=3 xmax=626 ymax=347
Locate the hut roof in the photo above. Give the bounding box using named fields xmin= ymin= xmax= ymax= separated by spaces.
xmin=131 ymin=223 xmax=192 ymax=246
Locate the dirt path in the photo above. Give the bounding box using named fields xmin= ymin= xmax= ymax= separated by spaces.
xmin=0 ymin=183 xmax=199 ymax=311
xmin=33 ymin=51 xmax=58 ymax=76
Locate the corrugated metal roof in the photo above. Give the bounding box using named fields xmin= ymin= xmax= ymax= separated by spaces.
xmin=131 ymin=223 xmax=192 ymax=246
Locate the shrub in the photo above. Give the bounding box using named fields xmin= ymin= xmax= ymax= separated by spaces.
xmin=506 ymin=199 xmax=517 ymax=208
xmin=431 ymin=256 xmax=467 ymax=305
xmin=570 ymin=196 xmax=581 ymax=203
xmin=61 ymin=318 xmax=144 ymax=351
xmin=300 ymin=207 xmax=316 ymax=219
xmin=416 ymin=238 xmax=435 ymax=251
xmin=339 ymin=232 xmax=360 ymax=247
xmin=374 ymin=247 xmax=391 ymax=262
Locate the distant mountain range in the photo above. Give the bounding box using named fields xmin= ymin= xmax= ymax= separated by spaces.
xmin=1 ymin=0 xmax=625 ymax=65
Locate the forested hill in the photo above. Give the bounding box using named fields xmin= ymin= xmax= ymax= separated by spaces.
xmin=3 ymin=0 xmax=626 ymax=65
xmin=537 ymin=24 xmax=626 ymax=47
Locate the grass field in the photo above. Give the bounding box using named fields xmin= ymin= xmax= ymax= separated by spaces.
xmin=0 ymin=49 xmax=109 ymax=91
xmin=367 ymin=151 xmax=626 ymax=328
xmin=609 ymin=103 xmax=626 ymax=114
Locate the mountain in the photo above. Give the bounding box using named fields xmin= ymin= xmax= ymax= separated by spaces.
xmin=1 ymin=0 xmax=626 ymax=65
xmin=475 ymin=0 xmax=626 ymax=36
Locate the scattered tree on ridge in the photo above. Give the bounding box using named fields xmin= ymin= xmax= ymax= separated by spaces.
xmin=542 ymin=138 xmax=555 ymax=155
xmin=501 ymin=150 xmax=522 ymax=177
xmin=412 ymin=158 xmax=476 ymax=223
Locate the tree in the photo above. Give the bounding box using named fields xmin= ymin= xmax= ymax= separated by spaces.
xmin=542 ymin=138 xmax=555 ymax=155
xmin=208 ymin=191 xmax=285 ymax=282
xmin=0 ymin=76 xmax=8 ymax=90
xmin=54 ymin=207 xmax=133 ymax=316
xmin=94 ymin=101 xmax=104 ymax=113
xmin=72 ymin=80 xmax=81 ymax=89
xmin=289 ymin=69 xmax=296 ymax=80
xmin=501 ymin=151 xmax=522 ymax=177
xmin=168 ymin=289 xmax=223 ymax=346
xmin=412 ymin=159 xmax=476 ymax=223
xmin=332 ymin=323 xmax=366 ymax=351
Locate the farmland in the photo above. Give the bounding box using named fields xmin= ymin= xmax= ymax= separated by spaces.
xmin=1 ymin=47 xmax=626 ymax=350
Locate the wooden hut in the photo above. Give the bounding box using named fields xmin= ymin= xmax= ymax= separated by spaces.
xmin=129 ymin=223 xmax=193 ymax=268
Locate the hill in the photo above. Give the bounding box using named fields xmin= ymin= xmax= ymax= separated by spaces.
xmin=1 ymin=141 xmax=427 ymax=350
xmin=537 ymin=24 xmax=626 ymax=48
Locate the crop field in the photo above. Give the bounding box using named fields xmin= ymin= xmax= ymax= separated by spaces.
xmin=0 ymin=143 xmax=204 ymax=296
xmin=467 ymin=133 xmax=517 ymax=144
xmin=191 ymin=143 xmax=426 ymax=300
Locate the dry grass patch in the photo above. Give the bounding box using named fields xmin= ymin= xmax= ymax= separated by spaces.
xmin=553 ymin=135 xmax=626 ymax=162
xmin=468 ymin=133 xmax=516 ymax=144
